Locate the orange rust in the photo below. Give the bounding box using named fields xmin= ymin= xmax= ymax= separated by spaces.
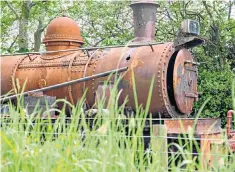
xmin=1 ymin=16 xmax=199 ymax=118
xmin=200 ymin=133 xmax=224 ymax=168
xmin=1 ymin=43 xmax=196 ymax=118
xmin=42 ymin=17 xmax=84 ymax=56
xmin=43 ymin=17 xmax=84 ymax=45
xmin=164 ymin=118 xmax=221 ymax=134
xmin=226 ymin=110 xmax=235 ymax=152
xmin=229 ymin=132 xmax=235 ymax=152
xmin=173 ymin=49 xmax=198 ymax=114
xmin=226 ymin=110 xmax=234 ymax=136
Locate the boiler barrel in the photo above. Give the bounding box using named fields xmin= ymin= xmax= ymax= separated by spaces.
xmin=1 ymin=42 xmax=198 ymax=118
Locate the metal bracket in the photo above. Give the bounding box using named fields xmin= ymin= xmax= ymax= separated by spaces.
xmin=174 ymin=36 xmax=204 ymax=49
xmin=149 ymin=44 xmax=154 ymax=52
xmin=185 ymin=92 xmax=198 ymax=98
xmin=185 ymin=66 xmax=198 ymax=72
xmin=184 ymin=60 xmax=200 ymax=66
xmin=186 ymin=92 xmax=198 ymax=101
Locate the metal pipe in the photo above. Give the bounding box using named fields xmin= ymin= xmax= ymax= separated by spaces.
xmin=227 ymin=110 xmax=234 ymax=136
xmin=0 ymin=67 xmax=128 ymax=102
xmin=0 ymin=42 xmax=163 ymax=56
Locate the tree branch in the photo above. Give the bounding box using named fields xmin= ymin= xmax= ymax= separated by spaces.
xmin=7 ymin=35 xmax=19 ymax=52
xmin=165 ymin=8 xmax=174 ymax=21
xmin=6 ymin=1 xmax=20 ymax=19
xmin=29 ymin=2 xmax=36 ymax=9
xmin=184 ymin=1 xmax=204 ymax=20
xmin=228 ymin=0 xmax=232 ymax=20
xmin=93 ymin=38 xmax=106 ymax=47
xmin=202 ymin=1 xmax=213 ymax=22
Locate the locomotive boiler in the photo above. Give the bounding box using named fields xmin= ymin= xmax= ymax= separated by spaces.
xmin=1 ymin=1 xmax=203 ymax=118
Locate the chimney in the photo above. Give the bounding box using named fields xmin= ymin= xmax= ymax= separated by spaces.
xmin=130 ymin=1 xmax=159 ymax=42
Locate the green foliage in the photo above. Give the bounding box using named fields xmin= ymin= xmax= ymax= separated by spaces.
xmin=67 ymin=0 xmax=132 ymax=46
xmin=193 ymin=64 xmax=234 ymax=126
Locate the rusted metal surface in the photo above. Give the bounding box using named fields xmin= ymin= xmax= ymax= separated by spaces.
xmin=153 ymin=118 xmax=225 ymax=168
xmin=0 ymin=55 xmax=27 ymax=95
xmin=1 ymin=42 xmax=164 ymax=57
xmin=173 ymin=49 xmax=198 ymax=114
xmin=229 ymin=132 xmax=235 ymax=152
xmin=92 ymin=42 xmax=193 ymax=118
xmin=164 ymin=118 xmax=221 ymax=134
xmin=1 ymin=45 xmax=196 ymax=118
xmin=227 ymin=110 xmax=235 ymax=152
xmin=200 ymin=132 xmax=225 ymax=167
xmin=0 ymin=43 xmax=197 ymax=118
xmin=42 ymin=17 xmax=84 ymax=57
xmin=130 ymin=1 xmax=159 ymax=41
xmin=1 ymin=2 xmax=200 ymax=118
xmin=1 ymin=67 xmax=128 ymax=102
xmin=226 ymin=110 xmax=234 ymax=136
xmin=18 ymin=60 xmax=94 ymax=68
xmin=42 ymin=17 xmax=84 ymax=44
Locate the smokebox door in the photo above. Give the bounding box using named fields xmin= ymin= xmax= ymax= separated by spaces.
xmin=173 ymin=49 xmax=198 ymax=114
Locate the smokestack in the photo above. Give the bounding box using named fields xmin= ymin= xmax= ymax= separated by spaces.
xmin=130 ymin=1 xmax=159 ymax=42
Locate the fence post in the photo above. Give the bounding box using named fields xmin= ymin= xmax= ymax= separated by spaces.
xmin=151 ymin=125 xmax=168 ymax=170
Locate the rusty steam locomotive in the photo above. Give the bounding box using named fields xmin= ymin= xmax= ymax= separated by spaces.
xmin=1 ymin=1 xmax=235 ymax=161
xmin=1 ymin=1 xmax=204 ymax=118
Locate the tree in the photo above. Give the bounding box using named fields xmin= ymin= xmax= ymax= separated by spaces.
xmin=1 ymin=0 xmax=61 ymax=52
xmin=5 ymin=0 xmax=34 ymax=52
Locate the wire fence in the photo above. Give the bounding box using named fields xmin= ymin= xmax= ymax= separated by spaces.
xmin=2 ymin=128 xmax=229 ymax=142
xmin=6 ymin=129 xmax=233 ymax=158
xmin=2 ymin=121 xmax=235 ymax=169
xmin=1 ymin=114 xmax=234 ymax=159
xmin=0 ymin=115 xmax=231 ymax=142
xmin=0 ymin=115 xmax=223 ymax=121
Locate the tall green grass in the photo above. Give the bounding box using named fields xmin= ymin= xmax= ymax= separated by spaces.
xmin=1 ymin=75 xmax=235 ymax=172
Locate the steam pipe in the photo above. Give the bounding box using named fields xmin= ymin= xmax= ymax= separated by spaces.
xmin=0 ymin=67 xmax=128 ymax=102
xmin=0 ymin=42 xmax=163 ymax=57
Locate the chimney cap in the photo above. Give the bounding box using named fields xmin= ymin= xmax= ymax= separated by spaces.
xmin=130 ymin=0 xmax=160 ymax=7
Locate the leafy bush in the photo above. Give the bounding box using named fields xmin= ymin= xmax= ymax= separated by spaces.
xmin=193 ymin=63 xmax=234 ymax=126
